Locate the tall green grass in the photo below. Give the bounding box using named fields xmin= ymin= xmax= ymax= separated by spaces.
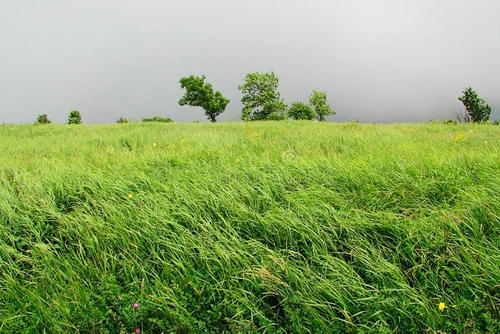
xmin=0 ymin=122 xmax=499 ymax=333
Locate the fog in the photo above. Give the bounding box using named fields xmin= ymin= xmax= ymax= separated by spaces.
xmin=1 ymin=0 xmax=499 ymax=124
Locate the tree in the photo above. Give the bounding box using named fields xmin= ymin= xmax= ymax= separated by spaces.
xmin=288 ymin=102 xmax=315 ymax=120
xmin=35 ymin=114 xmax=51 ymax=124
xmin=309 ymin=90 xmax=335 ymax=121
xmin=458 ymin=87 xmax=491 ymax=123
xmin=67 ymin=110 xmax=82 ymax=124
xmin=179 ymin=75 xmax=229 ymax=123
xmin=238 ymin=72 xmax=287 ymax=121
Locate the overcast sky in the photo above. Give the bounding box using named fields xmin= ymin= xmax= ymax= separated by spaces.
xmin=1 ymin=0 xmax=499 ymax=124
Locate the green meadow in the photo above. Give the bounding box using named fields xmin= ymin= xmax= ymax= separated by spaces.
xmin=0 ymin=122 xmax=499 ymax=333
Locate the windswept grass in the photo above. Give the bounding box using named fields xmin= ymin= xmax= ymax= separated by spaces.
xmin=0 ymin=122 xmax=499 ymax=333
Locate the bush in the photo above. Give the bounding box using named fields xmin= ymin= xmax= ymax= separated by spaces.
xmin=458 ymin=87 xmax=491 ymax=122
xmin=117 ymin=117 xmax=132 ymax=124
xmin=288 ymin=102 xmax=315 ymax=120
xmin=35 ymin=114 xmax=51 ymax=124
xmin=142 ymin=116 xmax=173 ymax=123
xmin=67 ymin=110 xmax=82 ymax=124
xmin=266 ymin=110 xmax=287 ymax=120
xmin=442 ymin=119 xmax=457 ymax=124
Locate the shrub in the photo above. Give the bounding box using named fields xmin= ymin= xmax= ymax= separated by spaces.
xmin=288 ymin=102 xmax=315 ymax=120
xmin=266 ymin=109 xmax=287 ymax=120
xmin=142 ymin=116 xmax=173 ymax=123
xmin=35 ymin=114 xmax=51 ymax=124
xmin=458 ymin=87 xmax=491 ymax=122
xmin=117 ymin=117 xmax=131 ymax=124
xmin=442 ymin=119 xmax=457 ymax=124
xmin=67 ymin=110 xmax=82 ymax=124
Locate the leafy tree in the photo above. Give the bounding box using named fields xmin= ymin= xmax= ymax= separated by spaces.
xmin=238 ymin=72 xmax=287 ymax=121
xmin=35 ymin=114 xmax=51 ymax=124
xmin=142 ymin=116 xmax=173 ymax=123
xmin=179 ymin=75 xmax=229 ymax=123
xmin=288 ymin=102 xmax=315 ymax=120
xmin=458 ymin=87 xmax=491 ymax=123
xmin=67 ymin=110 xmax=82 ymax=124
xmin=309 ymin=90 xmax=335 ymax=121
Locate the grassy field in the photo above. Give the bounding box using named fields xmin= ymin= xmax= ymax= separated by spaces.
xmin=0 ymin=121 xmax=499 ymax=333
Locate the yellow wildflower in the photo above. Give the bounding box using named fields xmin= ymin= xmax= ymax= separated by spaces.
xmin=454 ymin=133 xmax=465 ymax=142
xmin=128 ymin=194 xmax=133 ymax=199
xmin=438 ymin=302 xmax=446 ymax=312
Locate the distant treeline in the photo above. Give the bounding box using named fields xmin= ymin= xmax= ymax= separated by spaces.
xmin=178 ymin=72 xmax=335 ymax=122
xmin=35 ymin=72 xmax=493 ymax=124
xmin=117 ymin=116 xmax=173 ymax=124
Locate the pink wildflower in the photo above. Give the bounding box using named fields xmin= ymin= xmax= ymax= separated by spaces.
xmin=136 ymin=329 xmax=141 ymax=333
xmin=133 ymin=303 xmax=140 ymax=308
xmin=117 ymin=296 xmax=122 ymax=300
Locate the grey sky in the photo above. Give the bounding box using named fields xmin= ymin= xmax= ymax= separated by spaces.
xmin=1 ymin=0 xmax=499 ymax=124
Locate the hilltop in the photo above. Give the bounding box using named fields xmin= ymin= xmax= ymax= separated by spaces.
xmin=0 ymin=122 xmax=499 ymax=332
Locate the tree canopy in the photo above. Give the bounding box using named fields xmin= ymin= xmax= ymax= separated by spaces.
xmin=309 ymin=90 xmax=335 ymax=121
xmin=458 ymin=87 xmax=491 ymax=123
xmin=67 ymin=110 xmax=82 ymax=124
xmin=179 ymin=75 xmax=229 ymax=122
xmin=238 ymin=72 xmax=287 ymax=121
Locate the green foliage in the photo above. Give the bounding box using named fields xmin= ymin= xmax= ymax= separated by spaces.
xmin=117 ymin=117 xmax=132 ymax=124
xmin=67 ymin=110 xmax=82 ymax=124
xmin=287 ymin=102 xmax=315 ymax=120
xmin=442 ymin=119 xmax=457 ymax=124
xmin=0 ymin=122 xmax=499 ymax=333
xmin=179 ymin=75 xmax=230 ymax=122
xmin=35 ymin=114 xmax=51 ymax=124
xmin=265 ymin=108 xmax=287 ymax=120
xmin=141 ymin=116 xmax=173 ymax=123
xmin=238 ymin=72 xmax=288 ymax=121
xmin=309 ymin=90 xmax=335 ymax=121
xmin=458 ymin=87 xmax=491 ymax=122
